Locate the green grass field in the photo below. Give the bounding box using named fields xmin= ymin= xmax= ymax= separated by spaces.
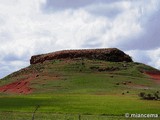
xmin=0 ymin=59 xmax=160 ymax=119
xmin=0 ymin=94 xmax=159 ymax=120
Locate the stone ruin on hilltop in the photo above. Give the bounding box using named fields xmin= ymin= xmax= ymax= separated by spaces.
xmin=30 ymin=48 xmax=133 ymax=64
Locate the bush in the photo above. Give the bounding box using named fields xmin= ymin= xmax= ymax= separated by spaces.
xmin=154 ymin=93 xmax=159 ymax=100
xmin=139 ymin=92 xmax=145 ymax=98
xmin=116 ymin=83 xmax=119 ymax=85
xmin=138 ymin=92 xmax=160 ymax=100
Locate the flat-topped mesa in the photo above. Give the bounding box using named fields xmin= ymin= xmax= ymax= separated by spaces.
xmin=30 ymin=48 xmax=133 ymax=64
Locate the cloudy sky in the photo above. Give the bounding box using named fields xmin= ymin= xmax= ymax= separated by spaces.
xmin=0 ymin=0 xmax=160 ymax=78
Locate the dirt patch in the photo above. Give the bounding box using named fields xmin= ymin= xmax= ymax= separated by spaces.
xmin=0 ymin=75 xmax=36 ymax=94
xmin=145 ymin=71 xmax=160 ymax=83
xmin=127 ymin=83 xmax=151 ymax=89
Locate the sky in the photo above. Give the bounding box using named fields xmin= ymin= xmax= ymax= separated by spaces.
xmin=0 ymin=0 xmax=160 ymax=78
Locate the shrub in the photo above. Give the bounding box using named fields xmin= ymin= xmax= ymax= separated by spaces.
xmin=122 ymin=82 xmax=127 ymax=85
xmin=139 ymin=92 xmax=145 ymax=98
xmin=138 ymin=92 xmax=160 ymax=100
xmin=154 ymin=93 xmax=159 ymax=100
xmin=116 ymin=83 xmax=119 ymax=85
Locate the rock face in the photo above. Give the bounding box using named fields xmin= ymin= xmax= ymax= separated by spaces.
xmin=30 ymin=48 xmax=133 ymax=64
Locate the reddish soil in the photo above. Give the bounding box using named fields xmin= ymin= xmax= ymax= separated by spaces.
xmin=0 ymin=75 xmax=36 ymax=94
xmin=145 ymin=71 xmax=160 ymax=83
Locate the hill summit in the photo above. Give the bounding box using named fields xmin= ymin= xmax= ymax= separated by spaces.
xmin=30 ymin=48 xmax=133 ymax=64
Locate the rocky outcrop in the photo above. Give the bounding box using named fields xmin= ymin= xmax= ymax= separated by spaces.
xmin=30 ymin=48 xmax=133 ymax=64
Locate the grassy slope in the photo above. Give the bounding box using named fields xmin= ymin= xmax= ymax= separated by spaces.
xmin=0 ymin=59 xmax=160 ymax=119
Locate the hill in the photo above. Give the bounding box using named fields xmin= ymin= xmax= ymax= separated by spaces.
xmin=0 ymin=48 xmax=159 ymax=120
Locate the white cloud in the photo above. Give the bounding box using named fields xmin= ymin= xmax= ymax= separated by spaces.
xmin=126 ymin=50 xmax=151 ymax=64
xmin=147 ymin=48 xmax=160 ymax=69
xmin=0 ymin=60 xmax=29 ymax=78
xmin=0 ymin=0 xmax=160 ymax=78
